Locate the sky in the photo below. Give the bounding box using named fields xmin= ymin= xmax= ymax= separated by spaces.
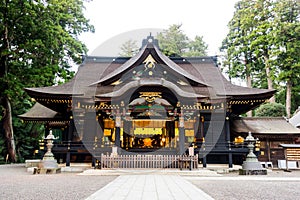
xmin=80 ymin=0 xmax=239 ymax=56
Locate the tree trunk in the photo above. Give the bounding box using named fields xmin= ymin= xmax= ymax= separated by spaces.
xmin=286 ymin=80 xmax=292 ymax=118
xmin=2 ymin=97 xmax=17 ymax=162
xmin=1 ymin=0 xmax=16 ymax=162
xmin=246 ymin=64 xmax=253 ymax=117
xmin=264 ymin=55 xmax=275 ymax=103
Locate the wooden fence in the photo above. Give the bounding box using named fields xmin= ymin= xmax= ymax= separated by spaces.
xmin=97 ymin=154 xmax=198 ymax=170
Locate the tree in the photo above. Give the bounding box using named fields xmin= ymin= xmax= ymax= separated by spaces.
xmin=248 ymin=0 xmax=276 ymax=102
xmin=156 ymin=24 xmax=208 ymax=57
xmin=221 ymin=0 xmax=258 ymax=91
xmin=0 ymin=0 xmax=94 ymax=162
xmin=221 ymin=0 xmax=278 ymax=92
xmin=221 ymin=0 xmax=263 ymax=117
xmin=119 ymin=39 xmax=139 ymax=57
xmin=156 ymin=24 xmax=189 ymax=57
xmin=271 ymin=0 xmax=300 ymax=118
xmin=183 ymin=36 xmax=208 ymax=57
xmin=221 ymin=0 xmax=300 ymax=116
xmin=255 ymin=102 xmax=286 ymax=117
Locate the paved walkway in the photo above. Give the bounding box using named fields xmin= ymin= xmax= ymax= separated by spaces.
xmin=85 ymin=174 xmax=213 ymax=200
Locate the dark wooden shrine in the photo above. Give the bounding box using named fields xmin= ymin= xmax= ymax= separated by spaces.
xmin=20 ymin=35 xmax=276 ymax=168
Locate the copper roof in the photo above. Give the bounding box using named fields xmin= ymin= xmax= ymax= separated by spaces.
xmin=289 ymin=110 xmax=300 ymax=128
xmin=18 ymin=103 xmax=63 ymax=121
xmin=95 ymin=78 xmax=207 ymax=99
xmin=93 ymin=43 xmax=209 ymax=86
xmin=23 ymin=36 xmax=275 ymax=114
xmin=232 ymin=117 xmax=300 ymax=134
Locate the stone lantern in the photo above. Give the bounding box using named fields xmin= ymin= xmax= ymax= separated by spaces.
xmin=37 ymin=130 xmax=61 ymax=174
xmin=239 ymin=132 xmax=267 ymax=175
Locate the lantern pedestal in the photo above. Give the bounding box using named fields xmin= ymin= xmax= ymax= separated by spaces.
xmin=35 ymin=131 xmax=61 ymax=174
xmin=239 ymin=132 xmax=267 ymax=175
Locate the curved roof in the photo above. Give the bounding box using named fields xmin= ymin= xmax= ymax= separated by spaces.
xmin=18 ymin=103 xmax=63 ymax=121
xmin=95 ymin=78 xmax=207 ymax=99
xmin=92 ymin=41 xmax=209 ymax=86
xmin=178 ymin=60 xmax=276 ymax=97
xmin=22 ymin=35 xmax=276 ymax=116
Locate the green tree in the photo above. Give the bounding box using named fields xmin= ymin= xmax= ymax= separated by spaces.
xmin=0 ymin=0 xmax=94 ymax=162
xmin=271 ymin=0 xmax=300 ymax=118
xmin=157 ymin=24 xmax=189 ymax=57
xmin=119 ymin=39 xmax=139 ymax=57
xmin=276 ymin=86 xmax=300 ymax=115
xmin=183 ymin=36 xmax=207 ymax=57
xmin=255 ymin=102 xmax=286 ymax=117
xmin=221 ymin=0 xmax=258 ymax=91
xmin=156 ymin=24 xmax=207 ymax=57
xmin=221 ymin=0 xmax=300 ymax=117
xmin=248 ymin=0 xmax=276 ymax=102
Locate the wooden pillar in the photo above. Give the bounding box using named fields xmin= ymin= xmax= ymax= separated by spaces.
xmin=115 ymin=127 xmax=121 ymax=147
xmin=83 ymin=111 xmax=101 ymax=166
xmin=225 ymin=116 xmax=233 ymax=168
xmin=123 ymin=120 xmax=132 ymax=149
xmin=203 ymin=155 xmax=207 ymax=168
xmin=97 ymin=115 xmax=104 ymax=148
xmin=266 ymin=138 xmax=271 ymax=162
xmin=115 ymin=113 xmax=121 ymax=148
xmin=66 ymin=118 xmax=74 ymax=167
xmin=179 ymin=115 xmax=185 ymax=155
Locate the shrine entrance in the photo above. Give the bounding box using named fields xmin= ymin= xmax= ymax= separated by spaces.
xmin=98 ymin=87 xmax=197 ymax=154
xmin=121 ymin=119 xmax=177 ymax=151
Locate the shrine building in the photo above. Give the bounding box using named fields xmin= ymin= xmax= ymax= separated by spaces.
xmin=20 ymin=35 xmax=276 ymax=167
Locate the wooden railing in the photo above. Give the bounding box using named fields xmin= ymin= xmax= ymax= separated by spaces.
xmin=97 ymin=154 xmax=198 ymax=170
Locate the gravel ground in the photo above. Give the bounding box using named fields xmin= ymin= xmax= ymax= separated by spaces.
xmin=1 ymin=164 xmax=300 ymax=200
xmin=0 ymin=164 xmax=117 ymax=200
xmin=188 ymin=170 xmax=300 ymax=200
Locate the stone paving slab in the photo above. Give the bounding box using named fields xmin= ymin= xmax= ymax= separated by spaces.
xmin=85 ymin=175 xmax=214 ymax=200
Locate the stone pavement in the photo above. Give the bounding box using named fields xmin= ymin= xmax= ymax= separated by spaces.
xmin=2 ymin=164 xmax=300 ymax=200
xmin=85 ymin=174 xmax=213 ymax=200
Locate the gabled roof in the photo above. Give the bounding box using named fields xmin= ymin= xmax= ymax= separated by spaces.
xmin=232 ymin=117 xmax=300 ymax=134
xmin=91 ymin=40 xmax=209 ymax=86
xmin=95 ymin=78 xmax=207 ymax=99
xmin=23 ymin=35 xmax=275 ymax=115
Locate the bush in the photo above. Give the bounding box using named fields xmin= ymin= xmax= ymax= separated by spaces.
xmin=255 ymin=102 xmax=286 ymax=117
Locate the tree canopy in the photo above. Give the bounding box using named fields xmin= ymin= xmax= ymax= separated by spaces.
xmin=156 ymin=24 xmax=208 ymax=57
xmin=255 ymin=103 xmax=286 ymax=117
xmin=221 ymin=0 xmax=300 ymax=117
xmin=119 ymin=39 xmax=139 ymax=57
xmin=0 ymin=0 xmax=94 ymax=162
xmin=119 ymin=24 xmax=208 ymax=58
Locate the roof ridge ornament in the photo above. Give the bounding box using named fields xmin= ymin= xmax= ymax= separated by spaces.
xmin=141 ymin=34 xmax=159 ymax=48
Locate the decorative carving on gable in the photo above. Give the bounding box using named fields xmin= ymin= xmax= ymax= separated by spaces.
xmin=139 ymin=92 xmax=162 ymax=103
xmin=143 ymin=54 xmax=156 ymax=71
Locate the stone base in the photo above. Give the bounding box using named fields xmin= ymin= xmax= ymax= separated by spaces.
xmin=239 ymin=161 xmax=267 ymax=175
xmin=242 ymin=161 xmax=263 ymax=169
xmin=38 ymin=159 xmax=58 ymax=169
xmin=33 ymin=167 xmax=61 ymax=174
xmin=31 ymin=158 xmax=61 ymax=174
xmin=239 ymin=169 xmax=267 ymax=175
xmin=25 ymin=159 xmax=41 ymax=168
